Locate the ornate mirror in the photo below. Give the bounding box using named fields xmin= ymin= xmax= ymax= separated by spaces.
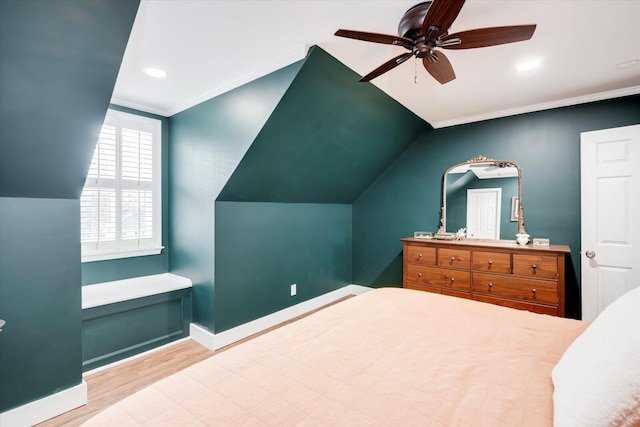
xmin=438 ymin=156 xmax=527 ymax=240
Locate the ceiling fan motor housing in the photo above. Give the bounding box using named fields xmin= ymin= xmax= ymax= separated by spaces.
xmin=398 ymin=1 xmax=433 ymax=38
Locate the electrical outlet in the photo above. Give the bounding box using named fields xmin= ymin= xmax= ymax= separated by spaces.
xmin=291 ymin=284 xmax=297 ymax=296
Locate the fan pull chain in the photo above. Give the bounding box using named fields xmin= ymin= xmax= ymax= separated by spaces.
xmin=414 ymin=57 xmax=418 ymax=83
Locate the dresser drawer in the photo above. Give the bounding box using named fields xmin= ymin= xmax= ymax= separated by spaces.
xmin=405 ymin=245 xmax=436 ymax=265
xmin=406 ymin=264 xmax=470 ymax=291
xmin=472 ymin=273 xmax=558 ymax=304
xmin=472 ymin=251 xmax=511 ymax=274
xmin=472 ymin=294 xmax=557 ymax=316
xmin=513 ymin=254 xmax=557 ymax=279
xmin=437 ymin=248 xmax=471 ymax=269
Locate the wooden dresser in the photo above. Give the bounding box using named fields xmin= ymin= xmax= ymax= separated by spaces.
xmin=402 ymin=238 xmax=570 ymax=317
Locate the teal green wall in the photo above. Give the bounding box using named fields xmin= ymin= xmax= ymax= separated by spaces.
xmin=218 ymin=47 xmax=427 ymax=204
xmin=352 ymin=95 xmax=640 ymax=319
xmin=0 ymin=198 xmax=83 ymax=412
xmin=82 ymin=105 xmax=170 ymax=285
xmin=169 ymin=58 xmax=304 ymax=332
xmin=0 ymin=0 xmax=139 ymax=413
xmin=215 ymin=202 xmax=351 ymax=331
xmin=170 ymin=46 xmax=426 ymax=333
xmin=0 ymin=0 xmax=139 ymax=199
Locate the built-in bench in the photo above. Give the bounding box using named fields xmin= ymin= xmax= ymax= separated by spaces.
xmin=81 ymin=273 xmax=192 ymax=372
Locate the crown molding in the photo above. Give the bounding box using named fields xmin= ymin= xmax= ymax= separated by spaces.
xmin=431 ymin=86 xmax=640 ymax=129
xmin=109 ymin=97 xmax=172 ymax=117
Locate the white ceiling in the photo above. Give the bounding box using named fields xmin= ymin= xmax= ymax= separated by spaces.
xmin=112 ymin=0 xmax=640 ymax=128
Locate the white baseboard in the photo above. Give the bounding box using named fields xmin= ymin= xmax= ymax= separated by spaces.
xmin=191 ymin=284 xmax=371 ymax=351
xmin=0 ymin=381 xmax=87 ymax=427
xmin=190 ymin=322 xmax=217 ymax=350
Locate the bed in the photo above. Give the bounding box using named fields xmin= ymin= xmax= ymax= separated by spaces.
xmin=82 ymin=287 xmax=640 ymax=427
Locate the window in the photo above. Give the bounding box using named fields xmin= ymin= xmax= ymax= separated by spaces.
xmin=81 ymin=109 xmax=162 ymax=262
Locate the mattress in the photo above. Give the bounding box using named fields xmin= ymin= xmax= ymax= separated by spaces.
xmin=82 ymin=287 xmax=587 ymax=426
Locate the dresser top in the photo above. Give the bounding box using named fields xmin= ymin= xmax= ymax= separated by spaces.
xmin=401 ymin=237 xmax=571 ymax=254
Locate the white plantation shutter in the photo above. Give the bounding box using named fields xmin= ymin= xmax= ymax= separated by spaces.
xmin=87 ymin=125 xmax=117 ymax=180
xmin=80 ymin=188 xmax=116 ymax=243
xmin=121 ymin=189 xmax=153 ymax=240
xmin=121 ymin=127 xmax=153 ymax=182
xmin=81 ymin=110 xmax=162 ymax=262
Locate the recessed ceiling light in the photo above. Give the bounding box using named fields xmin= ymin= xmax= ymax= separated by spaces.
xmin=143 ymin=67 xmax=167 ymax=78
xmin=516 ymin=59 xmax=541 ymax=72
xmin=616 ymin=59 xmax=640 ymax=69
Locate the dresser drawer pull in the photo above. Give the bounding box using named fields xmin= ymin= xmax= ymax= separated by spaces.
xmin=450 ymin=277 xmax=455 ymax=282
xmin=488 ymin=260 xmax=493 ymax=265
xmin=451 ymin=256 xmax=456 ymax=261
xmin=418 ymin=273 xmax=422 ymax=277
xmin=532 ymin=264 xmax=537 ymax=269
xmin=488 ymin=282 xmax=493 ymax=288
xmin=532 ymin=288 xmax=537 ymax=293
xmin=418 ymin=253 xmax=423 ymax=258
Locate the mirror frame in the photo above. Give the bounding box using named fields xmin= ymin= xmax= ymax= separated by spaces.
xmin=437 ymin=155 xmax=527 ymax=238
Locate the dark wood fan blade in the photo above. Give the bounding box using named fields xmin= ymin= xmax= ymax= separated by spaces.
xmin=359 ymin=52 xmax=413 ymax=82
xmin=335 ymin=29 xmax=413 ymax=49
xmin=440 ymin=25 xmax=537 ymax=49
xmin=422 ymin=50 xmax=456 ymax=84
xmin=421 ymin=0 xmax=466 ymax=40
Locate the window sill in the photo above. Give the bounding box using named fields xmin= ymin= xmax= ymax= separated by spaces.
xmin=81 ymin=246 xmax=164 ymax=263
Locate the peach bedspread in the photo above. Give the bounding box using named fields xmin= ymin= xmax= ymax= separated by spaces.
xmin=83 ymin=288 xmax=587 ymax=426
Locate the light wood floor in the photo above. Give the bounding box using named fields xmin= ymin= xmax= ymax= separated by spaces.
xmin=38 ymin=339 xmax=213 ymax=426
xmin=38 ymin=296 xmax=352 ymax=426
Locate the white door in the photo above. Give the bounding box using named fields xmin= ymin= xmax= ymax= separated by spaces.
xmin=466 ymin=188 xmax=501 ymax=239
xmin=581 ymin=124 xmax=640 ymax=321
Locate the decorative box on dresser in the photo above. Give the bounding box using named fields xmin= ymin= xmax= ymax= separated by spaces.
xmin=402 ymin=238 xmax=570 ymax=317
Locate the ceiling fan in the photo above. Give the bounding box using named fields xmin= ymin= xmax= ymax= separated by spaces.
xmin=335 ymin=0 xmax=536 ymax=83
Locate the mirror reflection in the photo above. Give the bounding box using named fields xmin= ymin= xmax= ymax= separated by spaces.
xmin=439 ymin=156 xmax=526 ymax=240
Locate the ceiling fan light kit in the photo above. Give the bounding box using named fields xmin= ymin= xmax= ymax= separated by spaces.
xmin=335 ymin=0 xmax=536 ymax=84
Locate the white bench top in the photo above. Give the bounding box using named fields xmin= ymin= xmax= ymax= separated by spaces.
xmin=82 ymin=273 xmax=192 ymax=309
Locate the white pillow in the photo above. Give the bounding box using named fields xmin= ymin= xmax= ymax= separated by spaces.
xmin=552 ymin=286 xmax=640 ymax=427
